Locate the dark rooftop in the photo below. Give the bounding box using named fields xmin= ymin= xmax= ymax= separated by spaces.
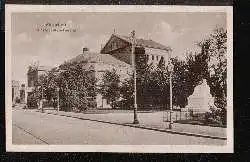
xmin=113 ymin=34 xmax=172 ymax=51
xmin=67 ymin=51 xmax=130 ymax=68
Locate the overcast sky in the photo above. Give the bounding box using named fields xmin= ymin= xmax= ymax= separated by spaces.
xmin=11 ymin=12 xmax=226 ymax=84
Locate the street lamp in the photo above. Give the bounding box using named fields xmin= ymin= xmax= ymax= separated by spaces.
xmin=41 ymin=85 xmax=44 ymax=113
xmin=57 ymin=87 xmax=60 ymax=112
xmin=168 ymin=57 xmax=174 ymax=129
xmin=131 ymin=30 xmax=139 ymax=124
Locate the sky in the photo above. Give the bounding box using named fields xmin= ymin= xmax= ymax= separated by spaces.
xmin=11 ymin=12 xmax=226 ymax=84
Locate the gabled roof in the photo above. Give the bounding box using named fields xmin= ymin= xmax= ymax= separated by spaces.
xmin=67 ymin=51 xmax=131 ymax=68
xmin=101 ymin=34 xmax=172 ymax=52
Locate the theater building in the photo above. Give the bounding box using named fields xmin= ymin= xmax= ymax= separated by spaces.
xmin=26 ymin=32 xmax=172 ymax=109
xmin=100 ymin=33 xmax=172 ymax=66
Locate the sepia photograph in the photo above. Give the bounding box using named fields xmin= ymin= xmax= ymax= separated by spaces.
xmin=5 ymin=5 xmax=233 ymax=152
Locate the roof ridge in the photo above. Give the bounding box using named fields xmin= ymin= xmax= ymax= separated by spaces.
xmin=113 ymin=34 xmax=171 ymax=51
xmin=67 ymin=52 xmax=130 ymax=67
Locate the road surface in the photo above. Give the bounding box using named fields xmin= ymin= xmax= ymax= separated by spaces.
xmin=12 ymin=109 xmax=226 ymax=145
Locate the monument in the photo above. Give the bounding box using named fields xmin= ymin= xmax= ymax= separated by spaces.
xmin=186 ymin=79 xmax=215 ymax=112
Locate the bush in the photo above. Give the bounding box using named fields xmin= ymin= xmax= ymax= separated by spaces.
xmin=115 ymin=100 xmax=133 ymax=110
xmin=27 ymin=94 xmax=38 ymax=109
xmin=15 ymin=97 xmax=21 ymax=103
xmin=99 ymin=69 xmax=121 ymax=109
xmin=204 ymin=106 xmax=226 ymax=127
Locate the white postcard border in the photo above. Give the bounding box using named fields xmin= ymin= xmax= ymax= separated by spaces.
xmin=5 ymin=5 xmax=233 ymax=153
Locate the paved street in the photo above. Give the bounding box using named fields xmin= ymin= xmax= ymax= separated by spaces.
xmin=44 ymin=108 xmax=226 ymax=139
xmin=12 ymin=109 xmax=226 ymax=145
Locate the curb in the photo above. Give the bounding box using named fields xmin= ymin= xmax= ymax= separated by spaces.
xmin=42 ymin=111 xmax=227 ymax=140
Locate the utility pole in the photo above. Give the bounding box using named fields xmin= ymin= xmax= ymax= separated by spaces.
xmin=57 ymin=87 xmax=60 ymax=112
xmin=41 ymin=86 xmax=44 ymax=113
xmin=168 ymin=53 xmax=174 ymax=129
xmin=131 ymin=30 xmax=139 ymax=124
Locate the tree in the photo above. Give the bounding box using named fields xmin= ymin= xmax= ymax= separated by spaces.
xmin=171 ymin=57 xmax=189 ymax=108
xmin=176 ymin=27 xmax=227 ymax=124
xmin=36 ymin=71 xmax=57 ymax=102
xmin=55 ymin=60 xmax=97 ymax=111
xmin=198 ymin=27 xmax=227 ymax=124
xmin=119 ymin=76 xmax=134 ymax=109
xmin=99 ymin=69 xmax=121 ymax=109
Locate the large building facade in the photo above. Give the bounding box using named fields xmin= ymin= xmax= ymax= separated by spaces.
xmin=100 ymin=34 xmax=172 ymax=66
xmin=66 ymin=48 xmax=132 ymax=109
xmin=26 ymin=33 xmax=172 ymax=109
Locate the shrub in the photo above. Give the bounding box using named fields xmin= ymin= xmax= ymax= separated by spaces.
xmin=27 ymin=93 xmax=38 ymax=109
xmin=15 ymin=97 xmax=21 ymax=103
xmin=99 ymin=69 xmax=121 ymax=109
xmin=204 ymin=106 xmax=226 ymax=127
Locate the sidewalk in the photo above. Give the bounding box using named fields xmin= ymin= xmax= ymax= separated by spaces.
xmin=38 ymin=108 xmax=227 ymax=140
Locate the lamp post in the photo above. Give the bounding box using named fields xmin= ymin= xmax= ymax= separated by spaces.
xmin=57 ymin=87 xmax=60 ymax=112
xmin=131 ymin=30 xmax=139 ymax=124
xmin=41 ymin=85 xmax=44 ymax=113
xmin=168 ymin=58 xmax=174 ymax=129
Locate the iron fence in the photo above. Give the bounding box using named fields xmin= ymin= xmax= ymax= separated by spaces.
xmin=163 ymin=110 xmax=207 ymax=122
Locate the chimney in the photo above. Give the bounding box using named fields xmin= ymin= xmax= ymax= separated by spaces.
xmin=82 ymin=47 xmax=89 ymax=53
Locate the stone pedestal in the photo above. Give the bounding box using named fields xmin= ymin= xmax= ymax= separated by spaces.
xmin=186 ymin=79 xmax=215 ymax=112
xmin=96 ymin=93 xmax=112 ymax=109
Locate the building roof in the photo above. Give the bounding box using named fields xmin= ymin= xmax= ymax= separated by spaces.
xmin=67 ymin=51 xmax=131 ymax=68
xmin=111 ymin=34 xmax=172 ymax=51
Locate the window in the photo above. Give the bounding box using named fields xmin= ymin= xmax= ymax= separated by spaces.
xmin=156 ymin=55 xmax=159 ymax=61
xmin=152 ymin=55 xmax=154 ymax=60
xmin=113 ymin=42 xmax=117 ymax=49
xmin=111 ymin=42 xmax=117 ymax=50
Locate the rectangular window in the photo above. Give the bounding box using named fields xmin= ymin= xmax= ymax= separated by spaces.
xmin=113 ymin=42 xmax=117 ymax=49
xmin=156 ymin=56 xmax=159 ymax=61
xmin=152 ymin=55 xmax=154 ymax=60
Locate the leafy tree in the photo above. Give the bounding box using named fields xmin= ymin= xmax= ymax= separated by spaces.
xmin=119 ymin=76 xmax=134 ymax=109
xmin=175 ymin=27 xmax=227 ymax=124
xmin=36 ymin=72 xmax=57 ymax=102
xmin=33 ymin=61 xmax=97 ymax=111
xmin=58 ymin=61 xmax=97 ymax=111
xmin=198 ymin=27 xmax=227 ymax=124
xmin=207 ymin=27 xmax=227 ymax=109
xmin=171 ymin=57 xmax=189 ymax=108
xmin=99 ymin=69 xmax=121 ymax=109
